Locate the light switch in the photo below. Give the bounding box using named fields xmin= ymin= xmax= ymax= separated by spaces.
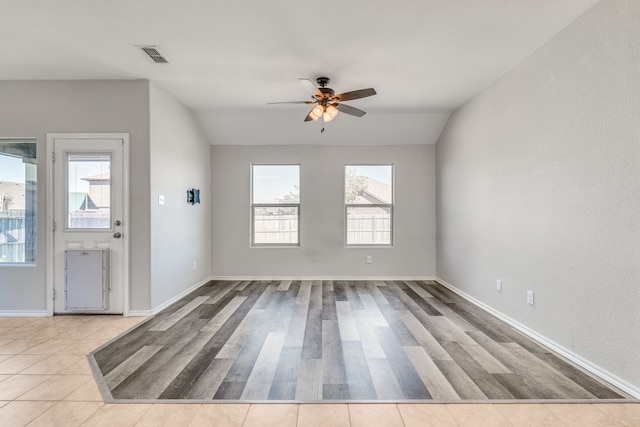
xmin=158 ymin=194 xmax=165 ymax=205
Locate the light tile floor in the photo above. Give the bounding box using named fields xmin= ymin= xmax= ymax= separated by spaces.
xmin=0 ymin=316 xmax=637 ymax=427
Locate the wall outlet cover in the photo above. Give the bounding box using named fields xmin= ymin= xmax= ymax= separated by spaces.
xmin=527 ymin=290 xmax=535 ymax=305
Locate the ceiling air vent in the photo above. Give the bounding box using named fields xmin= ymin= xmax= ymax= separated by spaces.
xmin=139 ymin=46 xmax=169 ymax=64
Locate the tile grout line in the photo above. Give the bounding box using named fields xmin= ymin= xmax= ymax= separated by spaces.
xmin=394 ymin=403 xmax=407 ymax=427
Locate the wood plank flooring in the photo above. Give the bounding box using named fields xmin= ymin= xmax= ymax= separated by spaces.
xmin=91 ymin=280 xmax=627 ymax=401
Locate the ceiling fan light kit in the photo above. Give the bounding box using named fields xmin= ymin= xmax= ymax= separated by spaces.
xmin=324 ymin=104 xmax=339 ymax=122
xmin=309 ymin=104 xmax=324 ymax=121
xmin=308 ymin=103 xmax=339 ymax=123
xmin=268 ymin=76 xmax=377 ymax=130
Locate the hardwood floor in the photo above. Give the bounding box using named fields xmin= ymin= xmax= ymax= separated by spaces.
xmin=91 ymin=280 xmax=627 ymax=402
xmin=2 ymin=316 xmax=639 ymax=426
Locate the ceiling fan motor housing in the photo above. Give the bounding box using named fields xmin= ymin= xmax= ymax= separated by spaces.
xmin=319 ymin=87 xmax=335 ymax=98
xmin=316 ymin=76 xmax=331 ymax=87
xmin=316 ymin=77 xmax=335 ymax=99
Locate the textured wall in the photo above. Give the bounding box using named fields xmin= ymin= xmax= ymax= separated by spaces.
xmin=436 ymin=0 xmax=640 ymax=393
xmin=0 ymin=80 xmax=151 ymax=312
xmin=211 ymin=145 xmax=436 ymax=278
xmin=149 ymin=83 xmax=212 ymax=309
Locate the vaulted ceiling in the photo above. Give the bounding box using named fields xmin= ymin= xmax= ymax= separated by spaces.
xmin=1 ymin=0 xmax=600 ymax=145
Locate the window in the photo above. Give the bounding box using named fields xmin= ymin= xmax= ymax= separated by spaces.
xmin=67 ymin=153 xmax=111 ymax=229
xmin=345 ymin=165 xmax=393 ymax=246
xmin=252 ymin=164 xmax=299 ymax=246
xmin=0 ymin=139 xmax=37 ymax=264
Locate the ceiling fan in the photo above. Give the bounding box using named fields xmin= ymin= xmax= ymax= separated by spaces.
xmin=268 ymin=77 xmax=377 ymax=125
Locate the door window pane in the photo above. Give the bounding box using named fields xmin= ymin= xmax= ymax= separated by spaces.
xmin=67 ymin=154 xmax=111 ymax=229
xmin=0 ymin=140 xmax=37 ymax=264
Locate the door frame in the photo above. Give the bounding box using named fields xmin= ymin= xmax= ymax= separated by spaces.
xmin=46 ymin=133 xmax=130 ymax=316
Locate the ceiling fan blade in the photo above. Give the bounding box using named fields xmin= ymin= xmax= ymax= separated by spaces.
xmin=334 ymin=88 xmax=377 ymax=102
xmin=299 ymin=78 xmax=323 ymax=98
xmin=267 ymin=101 xmax=313 ymax=105
xmin=336 ymin=103 xmax=366 ymax=117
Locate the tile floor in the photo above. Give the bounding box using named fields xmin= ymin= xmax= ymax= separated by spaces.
xmin=0 ymin=315 xmax=637 ymax=426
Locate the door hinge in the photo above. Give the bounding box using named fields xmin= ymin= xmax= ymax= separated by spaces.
xmin=52 ymin=152 xmax=55 ymax=163
xmin=52 ymin=289 xmax=56 ymax=300
xmin=52 ymin=221 xmax=56 ymax=232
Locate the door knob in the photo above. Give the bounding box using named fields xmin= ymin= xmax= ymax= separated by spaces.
xmin=113 ymin=232 xmax=122 ymax=239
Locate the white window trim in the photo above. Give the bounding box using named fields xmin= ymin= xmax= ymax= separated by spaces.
xmin=344 ymin=164 xmax=394 ymax=247
xmin=250 ymin=164 xmax=300 ymax=247
xmin=0 ymin=138 xmax=38 ymax=265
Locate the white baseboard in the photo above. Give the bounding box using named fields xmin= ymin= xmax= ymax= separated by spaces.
xmin=435 ymin=277 xmax=640 ymax=400
xmin=143 ymin=276 xmax=214 ymax=316
xmin=211 ymin=276 xmax=437 ymax=281
xmin=126 ymin=310 xmax=154 ymax=317
xmin=0 ymin=310 xmax=48 ymax=317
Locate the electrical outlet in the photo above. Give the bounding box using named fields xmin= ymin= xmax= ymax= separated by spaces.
xmin=527 ymin=290 xmax=535 ymax=305
xmin=366 ymin=255 xmax=372 ymax=264
xmin=496 ymin=279 xmax=502 ymax=292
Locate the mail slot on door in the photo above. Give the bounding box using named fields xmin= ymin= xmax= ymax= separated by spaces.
xmin=64 ymin=249 xmax=110 ymax=311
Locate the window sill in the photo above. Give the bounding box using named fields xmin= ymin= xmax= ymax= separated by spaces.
xmin=0 ymin=263 xmax=37 ymax=267
xmin=251 ymin=244 xmax=300 ymax=249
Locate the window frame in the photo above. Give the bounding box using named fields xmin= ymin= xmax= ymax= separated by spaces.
xmin=0 ymin=138 xmax=38 ymax=265
xmin=64 ymin=151 xmax=113 ymax=232
xmin=344 ymin=164 xmax=394 ymax=247
xmin=250 ymin=164 xmax=300 ymax=248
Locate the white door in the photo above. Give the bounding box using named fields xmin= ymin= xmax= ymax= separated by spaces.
xmin=52 ymin=137 xmax=126 ymax=314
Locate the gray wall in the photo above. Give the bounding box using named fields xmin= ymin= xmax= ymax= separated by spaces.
xmin=211 ymin=145 xmax=436 ymax=278
xmin=199 ymin=111 xmax=450 ymax=146
xmin=0 ymin=80 xmax=152 ymax=312
xmin=149 ymin=83 xmax=212 ymax=308
xmin=436 ymin=0 xmax=640 ymax=393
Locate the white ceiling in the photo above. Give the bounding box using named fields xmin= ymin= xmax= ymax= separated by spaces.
xmin=1 ymin=0 xmax=600 ymax=145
